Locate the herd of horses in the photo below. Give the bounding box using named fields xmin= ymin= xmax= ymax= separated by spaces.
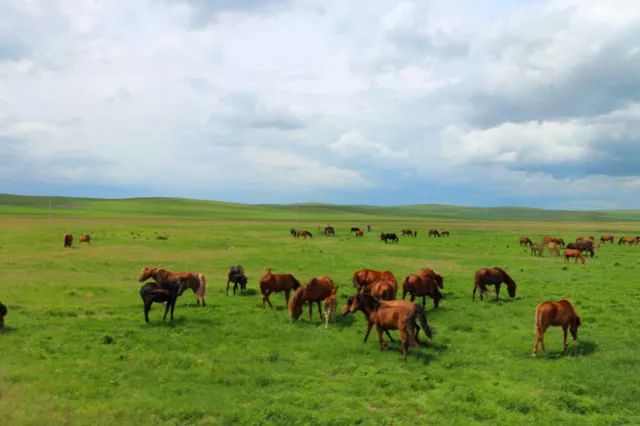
xmin=519 ymin=233 xmax=637 ymax=264
xmin=63 ymin=233 xmax=91 ymax=247
xmin=290 ymin=226 xmax=452 ymax=243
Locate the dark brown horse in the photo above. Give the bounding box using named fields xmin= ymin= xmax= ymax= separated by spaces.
xmin=0 ymin=302 xmax=7 ymax=328
xmin=323 ymin=226 xmax=335 ymax=236
xmin=551 ymin=237 xmax=565 ymax=247
xmin=354 ymin=230 xmax=364 ymax=237
xmin=441 ymin=230 xmax=450 ymax=237
xmin=402 ymin=274 xmax=442 ymax=309
xmin=226 ymin=265 xmax=247 ymax=295
xmin=79 ymin=234 xmax=91 ymax=245
xmin=418 ymin=268 xmax=444 ymax=289
xmin=64 ymin=233 xmax=73 ymax=248
xmin=259 ymin=269 xmax=301 ymax=309
xmin=139 ymin=266 xmax=207 ymax=306
xmin=519 ymin=236 xmax=532 ymax=247
xmin=350 ymin=227 xmax=362 ymax=233
xmin=288 ymin=276 xmax=336 ymax=322
xmin=140 ymin=280 xmax=188 ymax=323
xmin=566 ymin=241 xmax=594 ymax=257
xmin=600 ymin=234 xmax=614 ymax=244
xmin=294 ymin=230 xmax=313 ymax=239
xmin=428 ymin=229 xmax=441 ymax=237
xmin=564 ymin=249 xmax=585 ymax=264
xmin=473 ymin=267 xmax=516 ymax=301
xmin=380 ymin=232 xmax=399 ymax=243
xmin=342 ymin=293 xmax=432 ymax=361
xmin=352 ymin=269 xmax=397 ymax=296
xmin=532 ymin=299 xmax=581 ymax=355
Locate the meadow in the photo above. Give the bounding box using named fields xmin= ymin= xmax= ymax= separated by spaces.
xmin=0 ymin=196 xmax=639 ymax=425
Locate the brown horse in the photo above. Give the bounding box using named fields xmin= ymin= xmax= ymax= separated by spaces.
xmin=323 ymin=288 xmax=338 ymax=329
xmin=288 ymin=276 xmax=335 ymax=322
xmin=259 ymin=269 xmax=301 ymax=309
xmin=546 ymin=241 xmax=560 ymax=256
xmin=0 ymin=302 xmax=7 ymax=328
xmin=138 ymin=266 xmax=207 ymax=306
xmin=402 ymin=274 xmax=442 ymax=309
xmin=64 ymin=233 xmax=73 ymax=248
xmin=419 ymin=268 xmax=444 ymax=289
xmin=564 ymin=249 xmax=585 ymax=264
xmin=342 ymin=293 xmax=432 ymax=361
xmin=441 ymin=230 xmax=450 ymax=237
xmin=79 ymin=234 xmax=91 ymax=245
xmin=600 ymin=234 xmax=614 ymax=244
xmin=354 ymin=230 xmax=364 ymax=237
xmin=530 ymin=243 xmax=544 ymax=257
xmin=323 ymin=226 xmax=335 ymax=236
xmin=294 ymin=230 xmax=313 ymax=239
xmin=473 ymin=267 xmax=516 ymax=301
xmin=366 ymin=280 xmax=397 ymax=300
xmin=352 ymin=269 xmax=397 ymax=297
xmin=618 ymin=236 xmax=637 ymax=245
xmin=401 ymin=229 xmax=413 ymax=237
xmin=551 ymin=237 xmax=565 ymax=247
xmin=519 ymin=236 xmax=532 ymax=247
xmin=140 ymin=280 xmax=188 ymax=323
xmin=226 ymin=265 xmax=247 ymax=295
xmin=532 ymin=300 xmax=581 ymax=355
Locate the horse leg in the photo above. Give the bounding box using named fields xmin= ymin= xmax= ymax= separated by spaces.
xmin=422 ymin=296 xmax=426 ymax=309
xmin=226 ymin=280 xmax=230 ymax=295
xmin=163 ymin=301 xmax=170 ymax=321
xmin=170 ymin=298 xmax=176 ymax=321
xmin=472 ymin=285 xmax=477 ymax=301
xmin=376 ymin=325 xmax=386 ymax=350
xmin=364 ymin=322 xmax=374 ymax=342
xmin=495 ymin=284 xmax=501 ymax=300
xmin=308 ymin=301 xmax=313 ymax=323
xmin=562 ymin=326 xmax=568 ymax=351
xmin=400 ymin=327 xmax=409 ymax=361
xmin=317 ymin=301 xmax=323 ymax=320
xmin=144 ymin=301 xmax=151 ymax=323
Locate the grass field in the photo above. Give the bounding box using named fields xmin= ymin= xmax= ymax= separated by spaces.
xmin=1 ymin=196 xmax=639 ymax=425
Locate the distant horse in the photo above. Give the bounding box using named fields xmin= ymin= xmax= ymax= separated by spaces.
xmin=530 ymin=243 xmax=544 ymax=257
xmin=342 ymin=293 xmax=432 ymax=361
xmin=380 ymin=233 xmax=399 ymax=243
xmin=352 ymin=269 xmax=398 ymax=295
xmin=401 ymin=229 xmax=414 ymax=237
xmin=354 ymin=230 xmax=364 ymax=238
xmin=259 ymin=269 xmax=301 ymax=309
xmin=473 ymin=267 xmax=516 ymax=301
xmin=551 ymin=237 xmax=565 ymax=247
xmin=140 ymin=280 xmax=188 ymax=323
xmin=350 ymin=227 xmax=361 ymax=233
xmin=294 ymin=230 xmax=313 ymax=239
xmin=79 ymin=234 xmax=91 ymax=245
xmin=618 ymin=236 xmax=637 ymax=245
xmin=324 ymin=226 xmax=335 ymax=236
xmin=289 ymin=276 xmax=335 ymax=322
xmin=323 ymin=288 xmax=338 ymax=329
xmin=64 ymin=233 xmax=73 ymax=248
xmin=564 ymin=249 xmax=585 ymax=264
xmin=366 ymin=280 xmax=397 ymax=300
xmin=138 ymin=266 xmax=207 ymax=306
xmin=576 ymin=235 xmax=584 ymax=242
xmin=532 ymin=300 xmax=581 ymax=355
xmin=418 ymin=268 xmax=444 ymax=289
xmin=567 ymin=241 xmax=594 ymax=258
xmin=546 ymin=241 xmax=560 ymax=256
xmin=402 ymin=274 xmax=442 ymax=309
xmin=519 ymin=236 xmax=532 ymax=247
xmin=290 ymin=228 xmax=296 ymax=236
xmin=0 ymin=302 xmax=7 ymax=328
xmin=441 ymin=230 xmax=450 ymax=237
xmin=600 ymin=234 xmax=614 ymax=244
xmin=428 ymin=229 xmax=441 ymax=237
xmin=226 ymin=265 xmax=247 ymax=295
xmin=587 ymin=236 xmax=594 ymax=241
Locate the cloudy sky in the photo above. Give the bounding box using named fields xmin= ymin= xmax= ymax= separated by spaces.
xmin=1 ymin=0 xmax=639 ymax=208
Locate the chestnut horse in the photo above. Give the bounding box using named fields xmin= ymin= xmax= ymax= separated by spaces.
xmin=532 ymin=299 xmax=581 ymax=355
xmin=139 ymin=266 xmax=207 ymax=306
xmin=366 ymin=280 xmax=397 ymax=300
xmin=401 ymin=229 xmax=413 ymax=236
xmin=259 ymin=269 xmax=301 ymax=309
xmin=288 ymin=276 xmax=336 ymax=322
xmin=352 ymin=269 xmax=397 ymax=297
xmin=564 ymin=249 xmax=585 ymax=264
xmin=64 ymin=233 xmax=73 ymax=248
xmin=323 ymin=288 xmax=338 ymax=329
xmin=294 ymin=230 xmax=313 ymax=239
xmin=402 ymin=274 xmax=442 ymax=309
xmin=419 ymin=268 xmax=444 ymax=289
xmin=441 ymin=230 xmax=450 ymax=237
xmin=546 ymin=242 xmax=560 ymax=256
xmin=342 ymin=293 xmax=432 ymax=361
xmin=354 ymin=230 xmax=364 ymax=238
xmin=0 ymin=302 xmax=7 ymax=328
xmin=140 ymin=280 xmax=188 ymax=323
xmin=618 ymin=236 xmax=637 ymax=245
xmin=600 ymin=234 xmax=614 ymax=244
xmin=473 ymin=267 xmax=516 ymax=301
xmin=79 ymin=234 xmax=91 ymax=245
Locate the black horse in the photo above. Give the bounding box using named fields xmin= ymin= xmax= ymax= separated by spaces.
xmin=140 ymin=280 xmax=188 ymax=323
xmin=227 ymin=265 xmax=248 ymax=295
xmin=428 ymin=229 xmax=441 ymax=237
xmin=380 ymin=232 xmax=399 ymax=243
xmin=567 ymin=241 xmax=595 ymax=258
xmin=351 ymin=227 xmax=361 ymax=233
xmin=0 ymin=302 xmax=7 ymax=328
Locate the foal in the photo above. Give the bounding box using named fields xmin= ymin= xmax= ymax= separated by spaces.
xmin=323 ymin=288 xmax=338 ymax=329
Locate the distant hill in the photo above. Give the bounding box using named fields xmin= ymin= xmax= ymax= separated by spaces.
xmin=0 ymin=194 xmax=639 ymax=221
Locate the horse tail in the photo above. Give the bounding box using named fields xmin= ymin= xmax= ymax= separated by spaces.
xmin=197 ymin=273 xmax=207 ymax=301
xmin=414 ymin=304 xmax=432 ymax=339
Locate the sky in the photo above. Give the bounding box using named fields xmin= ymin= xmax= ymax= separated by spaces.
xmin=1 ymin=0 xmax=639 ymax=208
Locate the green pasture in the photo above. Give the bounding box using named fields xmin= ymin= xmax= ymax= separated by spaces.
xmin=0 ymin=196 xmax=639 ymax=425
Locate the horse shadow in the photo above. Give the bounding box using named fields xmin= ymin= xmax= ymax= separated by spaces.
xmin=537 ymin=340 xmax=597 ymax=359
xmin=0 ymin=325 xmax=17 ymax=334
xmin=240 ymin=289 xmax=258 ymax=296
xmin=333 ymin=314 xmax=356 ymax=329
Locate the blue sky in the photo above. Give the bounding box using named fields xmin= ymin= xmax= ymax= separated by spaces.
xmin=1 ymin=0 xmax=639 ymax=208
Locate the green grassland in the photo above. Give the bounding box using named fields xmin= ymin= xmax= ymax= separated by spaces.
xmin=0 ymin=195 xmax=639 ymax=425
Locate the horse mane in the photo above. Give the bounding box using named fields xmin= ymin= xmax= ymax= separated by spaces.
xmin=494 ymin=267 xmax=516 ymax=288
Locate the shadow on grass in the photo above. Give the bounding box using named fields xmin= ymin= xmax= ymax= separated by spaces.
xmin=537 ymin=340 xmax=598 ymax=359
xmin=240 ymin=289 xmax=258 ymax=296
xmin=0 ymin=325 xmax=17 ymax=334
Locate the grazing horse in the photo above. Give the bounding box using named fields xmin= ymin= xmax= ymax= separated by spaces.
xmin=600 ymin=234 xmax=614 ymax=244
xmin=441 ymin=230 xmax=450 ymax=237
xmin=226 ymin=265 xmax=247 ymax=295
xmin=342 ymin=293 xmax=432 ymax=361
xmin=64 ymin=233 xmax=73 ymax=248
xmin=323 ymin=288 xmax=338 ymax=329
xmin=419 ymin=268 xmax=444 ymax=289
xmin=259 ymin=269 xmax=301 ymax=309
xmin=402 ymin=274 xmax=442 ymax=309
xmin=79 ymin=234 xmax=91 ymax=245
xmin=532 ymin=300 xmax=581 ymax=355
xmin=428 ymin=229 xmax=441 ymax=237
xmin=0 ymin=302 xmax=7 ymax=328
xmin=138 ymin=266 xmax=207 ymax=306
xmin=401 ymin=229 xmax=414 ymax=237
xmin=354 ymin=230 xmax=364 ymax=238
xmin=473 ymin=267 xmax=517 ymax=301
xmin=564 ymin=249 xmax=585 ymax=264
xmin=519 ymin=236 xmax=532 ymax=247
xmin=551 ymin=237 xmax=565 ymax=247
xmin=289 ymin=276 xmax=336 ymax=322
xmin=352 ymin=269 xmax=398 ymax=296
xmin=290 ymin=228 xmax=297 ymax=236
xmin=294 ymin=230 xmax=313 ymax=239
xmin=546 ymin=241 xmax=560 ymax=256
xmin=366 ymin=280 xmax=397 ymax=300
xmin=139 ymin=280 xmax=188 ymax=323
xmin=350 ymin=227 xmax=361 ymax=233
xmin=380 ymin=233 xmax=399 ymax=243
xmin=530 ymin=243 xmax=544 ymax=257
xmin=567 ymin=241 xmax=595 ymax=258
xmin=618 ymin=236 xmax=637 ymax=245
xmin=323 ymin=226 xmax=335 ymax=236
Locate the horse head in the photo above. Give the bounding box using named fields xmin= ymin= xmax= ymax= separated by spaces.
xmin=288 ymin=286 xmax=306 ymax=320
xmin=138 ymin=266 xmax=156 ymax=282
xmin=570 ymin=315 xmax=581 ymax=340
xmin=342 ymin=295 xmax=358 ymax=316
